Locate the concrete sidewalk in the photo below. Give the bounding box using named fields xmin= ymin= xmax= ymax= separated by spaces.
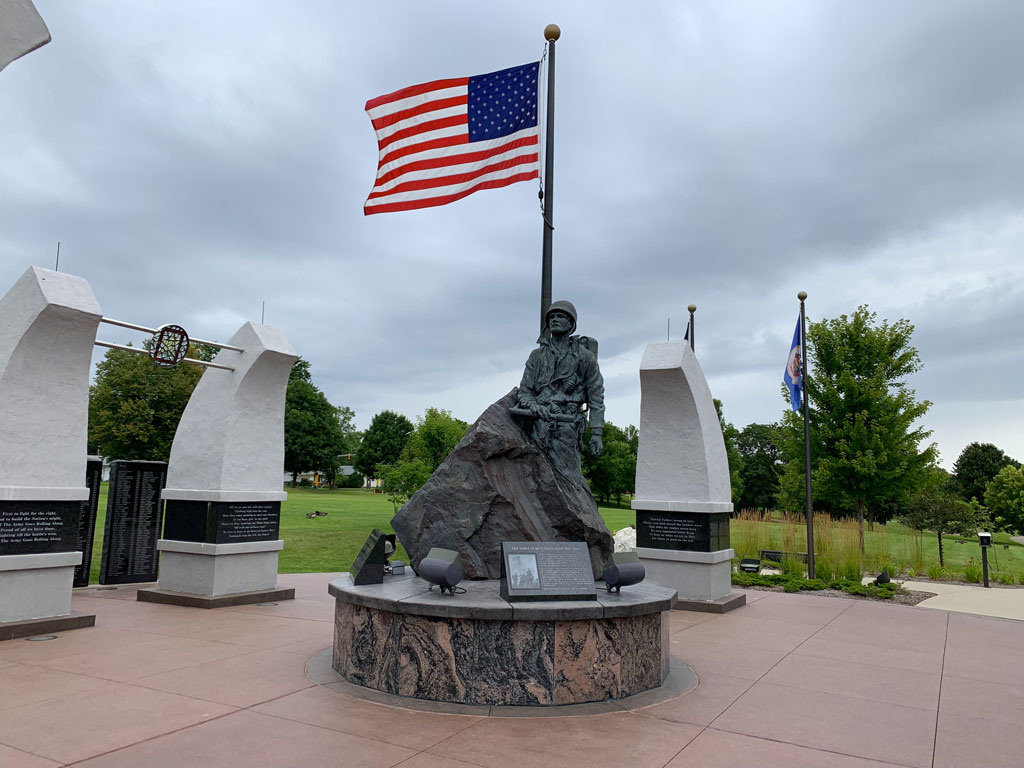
xmin=1 ymin=575 xmax=1022 ymax=767
xmin=904 ymin=580 xmax=1024 ymax=621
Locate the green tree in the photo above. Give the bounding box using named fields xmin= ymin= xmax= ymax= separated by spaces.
xmin=283 ymin=359 xmax=351 ymax=487
xmin=736 ymin=422 xmax=782 ymax=512
xmin=323 ymin=405 xmax=360 ymax=487
xmin=901 ymin=470 xmax=989 ymax=566
xmin=583 ymin=422 xmax=637 ymax=505
xmin=714 ymin=399 xmax=744 ymax=506
xmin=88 ymin=342 xmax=214 ymax=461
xmin=378 ymin=459 xmax=431 ymax=513
xmin=354 ymin=410 xmax=414 ymax=480
xmin=378 ymin=408 xmax=469 ymax=510
xmin=950 ymin=442 xmax=1020 ymax=503
xmin=984 ymin=465 xmax=1024 ymax=534
xmin=777 ymin=306 xmax=937 ymax=548
xmin=401 ymin=408 xmax=470 ymax=473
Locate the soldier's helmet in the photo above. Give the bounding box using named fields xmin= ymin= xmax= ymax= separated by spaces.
xmin=546 ymin=300 xmax=577 ymax=334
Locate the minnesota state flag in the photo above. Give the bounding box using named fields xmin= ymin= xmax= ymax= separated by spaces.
xmin=783 ymin=318 xmax=802 ymax=411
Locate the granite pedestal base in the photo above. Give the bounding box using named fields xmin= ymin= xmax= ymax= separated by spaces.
xmin=329 ymin=574 xmax=677 ymax=706
xmin=637 ymin=547 xmax=746 ymax=613
xmin=0 ymin=552 xmax=81 ymax=621
xmin=136 ymin=539 xmax=293 ymax=606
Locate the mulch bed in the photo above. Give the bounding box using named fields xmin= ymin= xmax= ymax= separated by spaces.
xmin=741 ymin=584 xmax=937 ymax=606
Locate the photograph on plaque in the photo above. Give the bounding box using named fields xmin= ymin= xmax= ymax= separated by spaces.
xmin=508 ymin=553 xmax=540 ymax=589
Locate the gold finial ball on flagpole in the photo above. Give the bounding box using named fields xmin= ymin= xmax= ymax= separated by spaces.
xmin=544 ymin=24 xmax=561 ymax=42
xmin=688 ymin=304 xmax=697 ymax=313
xmin=798 ymin=291 xmax=807 ymax=301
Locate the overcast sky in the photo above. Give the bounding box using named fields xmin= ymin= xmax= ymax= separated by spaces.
xmin=3 ymin=1 xmax=1023 ymax=467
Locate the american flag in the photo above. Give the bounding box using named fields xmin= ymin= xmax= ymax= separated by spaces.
xmin=364 ymin=62 xmax=540 ymax=215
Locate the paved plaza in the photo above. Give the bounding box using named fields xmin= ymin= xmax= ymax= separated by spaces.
xmin=1 ymin=573 xmax=1022 ymax=768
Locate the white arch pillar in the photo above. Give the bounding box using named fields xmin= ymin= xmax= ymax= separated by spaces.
xmin=139 ymin=322 xmax=298 ymax=607
xmin=632 ymin=341 xmax=744 ymax=612
xmin=0 ymin=267 xmax=100 ymax=635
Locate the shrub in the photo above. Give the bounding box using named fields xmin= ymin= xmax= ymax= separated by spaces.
xmin=962 ymin=559 xmax=983 ymax=583
xmin=335 ymin=472 xmax=365 ymax=489
xmin=731 ymin=572 xmax=895 ymax=599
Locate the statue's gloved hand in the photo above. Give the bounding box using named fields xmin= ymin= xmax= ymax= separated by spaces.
xmin=528 ymin=401 xmax=548 ymax=419
xmin=589 ymin=432 xmax=603 ymax=456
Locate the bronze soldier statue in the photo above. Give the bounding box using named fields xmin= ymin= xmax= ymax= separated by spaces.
xmin=516 ymin=300 xmax=604 ymax=481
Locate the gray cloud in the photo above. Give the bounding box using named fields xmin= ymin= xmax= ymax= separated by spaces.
xmin=2 ymin=0 xmax=1023 ymax=467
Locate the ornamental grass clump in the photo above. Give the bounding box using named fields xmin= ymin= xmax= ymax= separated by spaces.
xmin=961 ymin=559 xmax=983 ymax=583
xmin=926 ymin=563 xmax=946 ymax=581
xmin=731 ymin=508 xmax=770 ymax=560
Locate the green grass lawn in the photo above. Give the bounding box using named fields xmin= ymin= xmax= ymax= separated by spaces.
xmin=86 ymin=485 xmax=636 ymax=583
xmin=86 ymin=483 xmax=1020 ymax=585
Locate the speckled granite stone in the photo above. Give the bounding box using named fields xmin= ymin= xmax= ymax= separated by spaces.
xmin=618 ymin=613 xmax=663 ymax=696
xmin=331 ymin=576 xmax=673 ymax=706
xmin=397 ymin=613 xmax=474 ymax=701
xmin=552 ymin=618 xmax=620 ymax=704
xmin=469 ymin=619 xmax=554 ymax=705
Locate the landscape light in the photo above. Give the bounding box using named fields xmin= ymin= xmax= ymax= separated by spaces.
xmin=602 ymin=551 xmax=645 ymax=593
xmin=419 ymin=548 xmax=463 ymax=595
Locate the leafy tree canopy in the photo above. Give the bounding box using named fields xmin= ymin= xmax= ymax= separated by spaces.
xmin=583 ymin=422 xmax=637 ymax=505
xmin=714 ymin=399 xmax=744 ymax=506
xmin=89 ymin=342 xmax=212 ymax=462
xmin=401 ymin=408 xmax=470 ymax=473
xmin=736 ymin=422 xmax=782 ymax=511
xmin=777 ymin=306 xmax=937 ymax=533
xmin=900 ymin=468 xmax=990 ymax=566
xmin=950 ymin=442 xmax=1021 ymax=503
xmin=984 ymin=465 xmax=1024 ymax=534
xmin=378 ymin=408 xmax=469 ymax=511
xmin=354 ymin=410 xmax=414 ymax=479
xmin=283 ymin=358 xmax=355 ymax=486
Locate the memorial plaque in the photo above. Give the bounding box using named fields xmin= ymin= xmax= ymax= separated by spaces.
xmin=636 ymin=510 xmax=731 ymax=552
xmin=163 ymin=500 xmax=280 ymax=544
xmin=73 ymin=457 xmax=104 ymax=586
xmin=99 ymin=460 xmax=167 ymax=585
xmin=350 ymin=528 xmax=393 ymax=585
xmin=0 ymin=500 xmax=80 ymax=555
xmin=500 ymin=541 xmax=597 ymax=601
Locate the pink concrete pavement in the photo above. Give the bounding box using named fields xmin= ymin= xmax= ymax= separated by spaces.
xmin=1 ymin=574 xmax=1021 ymax=767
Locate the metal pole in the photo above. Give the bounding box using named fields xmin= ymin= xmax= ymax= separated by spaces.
xmin=799 ymin=290 xmax=815 ymax=579
xmin=99 ymin=318 xmax=243 ymax=352
xmin=688 ymin=304 xmax=696 ymax=351
xmin=93 ymin=340 xmax=236 ymax=371
xmin=55 ymin=241 xmax=60 ymax=271
xmin=982 ymin=546 xmax=989 ymax=588
xmin=539 ymin=24 xmax=559 ymax=334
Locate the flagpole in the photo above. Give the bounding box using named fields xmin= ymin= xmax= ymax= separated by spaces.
xmin=540 ymin=23 xmax=559 ymax=334
xmin=798 ymin=290 xmax=815 ymax=579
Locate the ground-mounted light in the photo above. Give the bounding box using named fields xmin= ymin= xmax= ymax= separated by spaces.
xmin=979 ymin=531 xmax=992 ymax=587
xmin=602 ymin=551 xmax=645 ymax=593
xmin=419 ymin=548 xmax=463 ymax=595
